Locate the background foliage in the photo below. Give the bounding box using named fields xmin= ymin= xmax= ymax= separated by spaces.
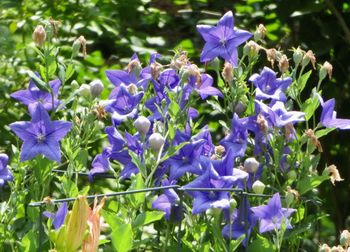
xmin=1 ymin=0 xmax=350 ymax=246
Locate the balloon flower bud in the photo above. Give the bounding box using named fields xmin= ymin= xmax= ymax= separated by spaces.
xmin=244 ymin=157 xmax=259 ymax=173
xmin=89 ymin=79 xmax=104 ymax=98
xmin=32 ymin=25 xmax=46 ymax=48
xmin=340 ymin=230 xmax=350 ymax=247
xmin=252 ymin=180 xmax=265 ymax=194
xmin=149 ymin=133 xmax=165 ymax=152
xmin=293 ymin=47 xmax=304 ymax=66
xmin=134 ymin=116 xmax=151 ymax=135
xmin=79 ymin=84 xmax=91 ymax=98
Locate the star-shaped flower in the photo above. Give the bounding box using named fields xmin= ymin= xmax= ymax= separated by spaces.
xmin=197 ymin=11 xmax=252 ymax=66
xmin=11 ymin=73 xmax=61 ymax=114
xmin=251 ymin=193 xmax=296 ymax=233
xmin=9 ymin=104 xmax=72 ymax=162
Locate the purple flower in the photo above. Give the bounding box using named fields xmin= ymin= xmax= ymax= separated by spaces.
xmin=152 ymin=179 xmax=180 ymax=220
xmin=255 ymin=101 xmax=305 ymax=127
xmin=104 ymin=84 xmax=144 ymax=125
xmin=11 ymin=74 xmax=61 ymax=114
xmin=184 ymin=74 xmax=223 ymax=100
xmin=106 ymin=54 xmax=149 ymax=90
xmin=89 ymin=151 xmax=111 ymax=181
xmin=168 ymin=139 xmax=205 ymax=181
xmin=222 ymin=197 xmax=257 ymax=245
xmin=249 ymin=67 xmax=292 ymax=102
xmin=183 ymin=164 xmax=231 ymax=214
xmin=317 ymin=94 xmax=350 ymax=129
xmin=197 ymin=11 xmax=251 ymax=66
xmin=251 ymin=193 xmax=296 ymax=233
xmin=211 ymin=149 xmax=248 ymax=188
xmin=9 ymin=104 xmax=72 ymax=162
xmin=43 ymin=202 xmax=68 ymax=230
xmin=0 ymin=154 xmax=13 ymax=187
xmin=220 ymin=114 xmax=249 ymax=156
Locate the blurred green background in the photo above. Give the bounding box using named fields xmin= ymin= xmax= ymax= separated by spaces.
xmin=1 ymin=0 xmax=350 ymax=245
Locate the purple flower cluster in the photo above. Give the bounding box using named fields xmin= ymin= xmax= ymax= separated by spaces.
xmin=0 ymin=154 xmax=13 ymax=187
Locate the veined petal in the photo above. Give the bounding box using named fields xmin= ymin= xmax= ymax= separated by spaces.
xmin=228 ymin=29 xmax=252 ymax=47
xmin=9 ymin=121 xmax=36 ymax=141
xmin=46 ymin=121 xmax=72 ymax=140
xmin=11 ymin=90 xmax=35 ymax=105
xmin=200 ymin=41 xmax=222 ymax=63
xmin=218 ymin=11 xmax=234 ymax=31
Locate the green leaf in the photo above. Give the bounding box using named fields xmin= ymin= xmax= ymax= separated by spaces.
xmin=21 ymin=230 xmax=38 ymax=252
xmin=206 ymin=100 xmax=224 ymax=113
xmin=298 ymin=70 xmax=312 ymax=92
xmin=65 ymin=64 xmax=75 ymax=81
xmin=230 ymin=235 xmax=245 ymax=251
xmin=248 ymin=234 xmax=275 ymax=252
xmin=301 ymin=95 xmax=319 ymax=121
xmin=127 ymin=173 xmax=145 ymax=208
xmin=168 ymin=100 xmax=180 ymax=118
xmin=111 ymin=223 xmax=133 ymax=252
xmin=132 ymin=211 xmax=164 ymax=229
xmin=28 ymin=70 xmax=50 ymax=92
xmin=315 ymin=128 xmax=335 ymax=138
xmin=297 ymin=175 xmax=329 ymax=195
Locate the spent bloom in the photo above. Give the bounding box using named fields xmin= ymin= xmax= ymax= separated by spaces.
xmin=9 ymin=103 xmax=72 ymax=162
xmin=251 ymin=193 xmax=296 ymax=233
xmin=32 ymin=25 xmax=46 ymax=47
xmin=197 ymin=11 xmax=252 ymax=66
xmin=0 ymin=154 xmax=13 ymax=187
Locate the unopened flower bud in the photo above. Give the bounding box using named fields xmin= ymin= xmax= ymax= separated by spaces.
xmin=252 ymin=180 xmax=265 ymax=194
xmin=126 ymin=84 xmax=138 ymax=95
xmin=244 ymin=157 xmax=259 ymax=173
xmin=79 ymin=84 xmax=91 ymax=97
xmin=331 ymin=246 xmax=345 ymax=252
xmin=279 ymin=54 xmax=289 ymax=74
xmin=229 ymin=198 xmax=237 ymax=210
xmin=89 ymin=79 xmax=104 ymax=98
xmin=71 ymin=80 xmax=79 ymax=90
xmin=266 ymin=48 xmax=277 ymax=68
xmin=32 ymin=25 xmax=46 ymax=48
xmin=319 ymin=244 xmax=331 ymax=252
xmin=254 ymin=24 xmax=267 ymax=41
xmin=134 ymin=116 xmax=151 ymax=135
xmin=302 ymin=50 xmax=316 ymax=69
xmin=222 ymin=62 xmax=234 ymax=83
xmin=243 ymin=41 xmax=260 ymax=57
xmin=319 ymin=61 xmax=333 ymax=81
xmin=293 ymin=47 xmax=304 ymax=66
xmin=340 ymin=230 xmax=350 ymax=247
xmin=72 ymin=36 xmax=87 ymax=58
xmin=149 ymin=133 xmax=165 ymax=152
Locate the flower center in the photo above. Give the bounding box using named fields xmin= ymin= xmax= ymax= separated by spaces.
xmin=208 ymin=191 xmax=216 ymax=200
xmin=37 ymin=98 xmax=44 ymax=103
xmin=220 ymin=38 xmax=226 ymax=46
xmin=36 ymin=133 xmax=46 ymax=143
